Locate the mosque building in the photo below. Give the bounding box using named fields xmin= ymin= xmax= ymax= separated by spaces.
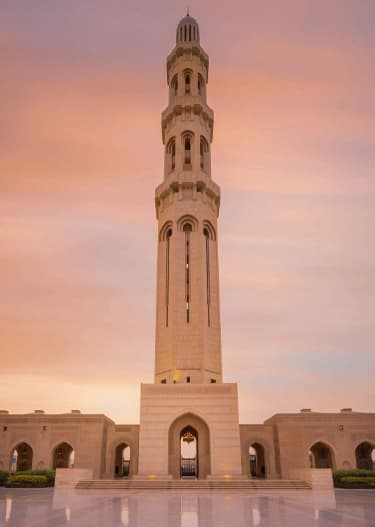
xmin=1 ymin=14 xmax=374 ymax=488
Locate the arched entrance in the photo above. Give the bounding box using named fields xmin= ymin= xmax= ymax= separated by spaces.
xmin=249 ymin=443 xmax=266 ymax=478
xmin=355 ymin=442 xmax=375 ymax=470
xmin=168 ymin=413 xmax=210 ymax=479
xmin=10 ymin=443 xmax=33 ymax=472
xmin=52 ymin=442 xmax=74 ymax=469
xmin=114 ymin=443 xmax=131 ymax=478
xmin=309 ymin=442 xmax=335 ymax=469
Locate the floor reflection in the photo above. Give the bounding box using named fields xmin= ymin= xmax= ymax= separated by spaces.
xmin=1 ymin=488 xmax=375 ymax=527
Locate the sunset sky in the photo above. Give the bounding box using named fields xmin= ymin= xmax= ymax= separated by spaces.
xmin=1 ymin=0 xmax=374 ymax=424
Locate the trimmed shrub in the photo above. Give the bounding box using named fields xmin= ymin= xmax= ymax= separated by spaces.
xmin=333 ymin=470 xmax=375 ymax=488
xmin=338 ymin=477 xmax=375 ymax=489
xmin=18 ymin=470 xmax=55 ymax=486
xmin=0 ymin=471 xmax=9 ymax=486
xmin=6 ymin=475 xmax=48 ymax=488
xmin=333 ymin=469 xmax=375 ymax=480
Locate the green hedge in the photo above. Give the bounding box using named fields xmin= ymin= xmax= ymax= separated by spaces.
xmin=339 ymin=477 xmax=375 ymax=489
xmin=1 ymin=470 xmax=55 ymax=487
xmin=18 ymin=470 xmax=55 ymax=486
xmin=6 ymin=475 xmax=49 ymax=488
xmin=0 ymin=471 xmax=9 ymax=486
xmin=333 ymin=469 xmax=375 ymax=489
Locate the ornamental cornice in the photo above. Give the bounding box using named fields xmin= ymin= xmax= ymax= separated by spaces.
xmin=154 ymin=177 xmax=221 ymax=219
xmin=167 ymin=45 xmax=209 ymax=83
xmin=264 ymin=412 xmax=375 ymax=425
xmin=161 ymin=103 xmax=214 ymax=143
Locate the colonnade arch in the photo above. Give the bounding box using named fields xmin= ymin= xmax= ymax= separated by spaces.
xmin=10 ymin=442 xmax=33 ymax=472
xmin=52 ymin=442 xmax=75 ymax=469
xmin=168 ymin=412 xmax=210 ymax=479
xmin=355 ymin=442 xmax=375 ymax=470
xmin=114 ymin=443 xmax=131 ymax=478
xmin=249 ymin=443 xmax=266 ymax=478
xmin=309 ymin=441 xmax=336 ymax=469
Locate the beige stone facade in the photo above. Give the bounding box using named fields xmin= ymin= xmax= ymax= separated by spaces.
xmin=1 ymin=409 xmax=374 ymax=479
xmin=1 ymin=14 xmax=374 ymax=482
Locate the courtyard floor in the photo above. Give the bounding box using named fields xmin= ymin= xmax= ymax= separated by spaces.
xmin=0 ymin=488 xmax=374 ymax=526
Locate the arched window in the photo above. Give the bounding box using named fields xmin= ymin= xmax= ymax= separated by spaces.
xmin=183 ymin=223 xmax=192 ymax=323
xmin=160 ymin=222 xmax=173 ymax=326
xmin=184 ymin=25 xmax=187 ymax=41
xmin=198 ymin=74 xmax=205 ymax=96
xmin=182 ymin=132 xmax=193 ymax=167
xmin=189 ymin=25 xmax=192 ymax=41
xmin=185 ymin=136 xmax=191 ymax=164
xmin=167 ymin=137 xmax=176 ymax=172
xmin=185 ymin=72 xmax=191 ymax=94
xmin=200 ymin=136 xmax=209 ymax=171
xmin=204 ymin=228 xmax=211 ymax=326
xmin=165 ymin=228 xmax=172 ymax=326
xmin=171 ymin=74 xmax=178 ymax=97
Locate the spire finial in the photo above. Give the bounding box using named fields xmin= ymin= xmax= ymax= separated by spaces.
xmin=187 ymin=3 xmax=190 ymax=16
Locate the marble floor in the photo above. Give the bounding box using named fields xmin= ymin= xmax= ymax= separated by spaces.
xmin=0 ymin=488 xmax=374 ymax=527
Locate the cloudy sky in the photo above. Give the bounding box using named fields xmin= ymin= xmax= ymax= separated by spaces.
xmin=1 ymin=0 xmax=374 ymax=424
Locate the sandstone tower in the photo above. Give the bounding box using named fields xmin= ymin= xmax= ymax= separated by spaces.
xmin=137 ymin=14 xmax=243 ymax=480
xmin=154 ymin=14 xmax=222 ymax=385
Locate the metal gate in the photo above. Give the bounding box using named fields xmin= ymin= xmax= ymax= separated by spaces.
xmin=181 ymin=458 xmax=197 ymax=478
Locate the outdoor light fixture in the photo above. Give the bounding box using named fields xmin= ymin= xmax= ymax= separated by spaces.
xmin=182 ymin=431 xmax=195 ymax=444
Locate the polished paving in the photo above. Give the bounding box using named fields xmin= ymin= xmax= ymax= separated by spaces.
xmin=0 ymin=488 xmax=375 ymax=527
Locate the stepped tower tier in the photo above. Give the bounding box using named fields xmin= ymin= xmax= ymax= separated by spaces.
xmin=154 ymin=14 xmax=222 ymax=385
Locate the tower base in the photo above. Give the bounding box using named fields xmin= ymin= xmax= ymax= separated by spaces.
xmin=137 ymin=383 xmax=243 ymax=479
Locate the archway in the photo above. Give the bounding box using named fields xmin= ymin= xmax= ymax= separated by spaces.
xmin=10 ymin=443 xmax=33 ymax=472
xmin=355 ymin=442 xmax=375 ymax=470
xmin=168 ymin=413 xmax=210 ymax=479
xmin=309 ymin=442 xmax=335 ymax=469
xmin=114 ymin=443 xmax=131 ymax=478
xmin=249 ymin=443 xmax=266 ymax=478
xmin=52 ymin=442 xmax=74 ymax=469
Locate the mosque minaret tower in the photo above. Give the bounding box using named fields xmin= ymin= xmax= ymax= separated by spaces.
xmin=137 ymin=14 xmax=243 ymax=479
xmin=154 ymin=14 xmax=222 ymax=385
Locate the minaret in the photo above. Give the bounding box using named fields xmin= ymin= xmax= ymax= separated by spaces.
xmin=154 ymin=14 xmax=222 ymax=385
xmin=137 ymin=15 xmax=242 ymax=480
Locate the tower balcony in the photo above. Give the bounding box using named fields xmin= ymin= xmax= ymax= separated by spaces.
xmin=167 ymin=45 xmax=209 ymax=84
xmin=161 ymin=102 xmax=214 ymax=143
xmin=155 ymin=172 xmax=220 ymax=219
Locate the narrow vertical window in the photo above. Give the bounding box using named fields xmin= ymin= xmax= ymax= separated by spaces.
xmin=167 ymin=138 xmax=176 ymax=172
xmin=189 ymin=25 xmax=192 ymax=41
xmin=185 ymin=73 xmax=191 ymax=94
xmin=184 ymin=25 xmax=187 ymax=41
xmin=171 ymin=75 xmax=178 ymax=97
xmin=171 ymin=142 xmax=176 ymax=170
xmin=183 ymin=224 xmax=192 ymax=323
xmin=184 ymin=136 xmax=191 ymax=165
xmin=198 ymin=74 xmax=204 ymax=97
xmin=166 ymin=229 xmax=172 ymax=326
xmin=204 ymin=228 xmax=211 ymax=326
xmin=200 ymin=137 xmax=209 ymax=171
